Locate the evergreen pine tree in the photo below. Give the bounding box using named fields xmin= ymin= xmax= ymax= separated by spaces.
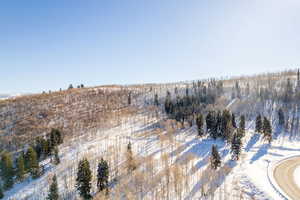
xmin=76 ymin=158 xmax=92 ymax=200
xmin=53 ymin=147 xmax=60 ymax=165
xmin=1 ymin=152 xmax=14 ymax=190
xmin=255 ymin=114 xmax=263 ymax=133
xmin=0 ymin=185 xmax=3 ymax=199
xmin=47 ymin=175 xmax=59 ymax=200
xmin=154 ymin=94 xmax=159 ymax=106
xmin=97 ymin=158 xmax=109 ymax=192
xmin=26 ymin=147 xmax=40 ymax=179
xmin=284 ymin=78 xmax=293 ymax=103
xmin=206 ymin=111 xmax=217 ymax=139
xmin=35 ymin=137 xmax=43 ymax=161
xmin=164 ymin=91 xmax=172 ymax=114
xmin=16 ymin=154 xmax=25 ymax=181
xmin=263 ymin=117 xmax=272 ymax=144
xmin=235 ymin=81 xmax=241 ymax=98
xmin=278 ymin=108 xmax=285 ymax=127
xmin=216 ymin=111 xmax=222 ymax=137
xmin=231 ymin=130 xmax=242 ymax=160
xmin=185 ymin=86 xmax=189 ymax=97
xmin=210 ymin=145 xmax=221 ymax=170
xmin=221 ymin=110 xmax=233 ymax=141
xmin=239 ymin=115 xmax=245 ymax=137
xmin=50 ymin=129 xmax=63 ymax=150
xmin=49 ymin=133 xmax=55 ymax=155
xmin=231 ymin=113 xmax=237 ymax=128
xmin=196 ymin=114 xmax=204 ymax=137
xmin=55 ymin=129 xmax=63 ymax=145
xmin=128 ymin=92 xmax=131 ymax=105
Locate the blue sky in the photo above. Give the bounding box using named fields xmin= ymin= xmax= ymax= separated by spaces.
xmin=1 ymin=0 xmax=300 ymax=94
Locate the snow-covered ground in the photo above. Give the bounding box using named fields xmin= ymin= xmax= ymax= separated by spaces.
xmin=223 ymin=124 xmax=300 ymax=200
xmin=4 ymin=106 xmax=300 ymax=199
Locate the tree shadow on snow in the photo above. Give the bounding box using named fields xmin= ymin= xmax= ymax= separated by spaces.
xmin=245 ymin=133 xmax=260 ymax=152
xmin=174 ymin=138 xmax=226 ymax=161
xmin=185 ymin=159 xmax=237 ymax=200
xmin=250 ymin=143 xmax=270 ymax=164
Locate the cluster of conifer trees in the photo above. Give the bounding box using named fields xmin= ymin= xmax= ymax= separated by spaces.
xmin=208 ymin=112 xmax=273 ymax=167
xmin=74 ymin=158 xmax=109 ymax=200
xmin=0 ymin=129 xmax=63 ymax=199
xmin=45 ymin=157 xmax=106 ymax=200
xmin=72 ymin=142 xmax=135 ymax=199
xmin=205 ymin=112 xmax=247 ymax=170
xmin=0 ymin=146 xmax=40 ymax=197
xmin=164 ymin=80 xmax=224 ymax=125
xmin=255 ymin=114 xmax=272 ymax=144
xmin=34 ymin=128 xmax=63 ymax=162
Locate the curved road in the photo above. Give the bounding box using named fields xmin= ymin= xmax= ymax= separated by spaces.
xmin=274 ymin=156 xmax=300 ymax=200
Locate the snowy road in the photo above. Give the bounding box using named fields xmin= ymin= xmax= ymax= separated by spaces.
xmin=274 ymin=156 xmax=300 ymax=200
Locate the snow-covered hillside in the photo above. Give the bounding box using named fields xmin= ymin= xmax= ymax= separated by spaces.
xmin=2 ymin=70 xmax=300 ymax=200
xmin=4 ymin=107 xmax=300 ymax=200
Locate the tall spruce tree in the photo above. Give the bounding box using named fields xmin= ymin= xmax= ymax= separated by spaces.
xmin=263 ymin=117 xmax=272 ymax=144
xmin=164 ymin=91 xmax=172 ymax=114
xmin=196 ymin=114 xmax=204 ymax=137
xmin=221 ymin=110 xmax=233 ymax=141
xmin=255 ymin=115 xmax=263 ymax=133
xmin=47 ymin=175 xmax=59 ymax=200
xmin=76 ymin=158 xmax=92 ymax=199
xmin=239 ymin=115 xmax=246 ymax=137
xmin=53 ymin=147 xmax=60 ymax=165
xmin=278 ymin=108 xmax=285 ymax=127
xmin=231 ymin=113 xmax=237 ymax=128
xmin=210 ymin=145 xmax=221 ymax=170
xmin=235 ymin=81 xmax=241 ymax=99
xmin=50 ymin=129 xmax=63 ymax=148
xmin=35 ymin=137 xmax=43 ymax=161
xmin=154 ymin=94 xmax=159 ymax=106
xmin=231 ymin=130 xmax=242 ymax=160
xmin=216 ymin=111 xmax=222 ymax=137
xmin=97 ymin=158 xmax=109 ymax=192
xmin=0 ymin=152 xmax=14 ymax=190
xmin=16 ymin=154 xmax=25 ymax=181
xmin=284 ymin=78 xmax=293 ymax=103
xmin=206 ymin=111 xmax=217 ymax=139
xmin=128 ymin=92 xmax=131 ymax=105
xmin=26 ymin=147 xmax=40 ymax=179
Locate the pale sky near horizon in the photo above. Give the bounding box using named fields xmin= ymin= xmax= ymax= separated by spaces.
xmin=1 ymin=0 xmax=300 ymax=94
